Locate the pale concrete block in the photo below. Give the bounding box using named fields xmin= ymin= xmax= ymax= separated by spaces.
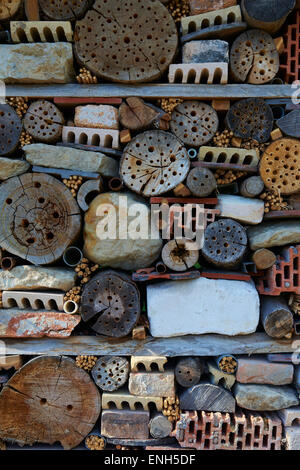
xmin=131 ymin=356 xmax=168 ymax=373
xmin=198 ymin=146 xmax=259 ymax=167
xmin=2 ymin=291 xmax=65 ymax=311
xmin=216 ymin=195 xmax=265 ymax=225
xmin=181 ymin=5 xmax=242 ymax=34
xmin=62 ymin=126 xmax=119 ymax=149
xmin=74 ymin=105 xmax=119 ymax=130
xmin=10 ymin=21 xmax=73 ymax=43
xmin=169 ymin=62 xmax=228 ymax=84
xmin=102 ymin=390 xmax=163 ymax=411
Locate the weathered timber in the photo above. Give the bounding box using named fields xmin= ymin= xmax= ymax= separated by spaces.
xmin=0 ymin=173 xmax=81 ymax=265
xmin=241 ymin=0 xmax=295 ymax=35
xmin=277 ymin=110 xmax=300 ymax=138
xmin=240 ymin=176 xmax=264 ymax=198
xmin=81 ymin=270 xmax=140 ymax=337
xmin=0 ymin=356 xmax=101 ymax=450
xmin=0 ymin=0 xmax=22 ymax=20
xmin=39 ymin=0 xmax=91 ymax=20
xmin=119 ymin=98 xmax=161 ymax=131
xmin=179 ymin=382 xmax=236 ymax=412
xmin=132 ymin=270 xmax=201 ymax=282
xmin=260 ymin=296 xmax=294 ymax=339
xmin=175 ymin=357 xmax=203 ymax=388
xmin=24 ymin=100 xmax=65 ymax=143
xmin=149 ymin=413 xmax=173 ymax=439
xmin=186 ymin=167 xmax=217 ymax=197
xmin=91 ymin=356 xmax=129 ymax=392
xmin=74 ymin=0 xmax=178 ymax=84
xmin=252 ymin=249 xmax=276 ymax=270
xmin=207 ymin=360 xmax=236 ymax=390
xmin=25 ymin=0 xmax=40 ymax=21
xmin=161 ymin=239 xmax=199 ymax=272
xmin=0 ymin=104 xmax=22 ymax=156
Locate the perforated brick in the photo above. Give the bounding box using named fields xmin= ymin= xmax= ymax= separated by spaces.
xmin=62 ymin=126 xmax=119 ymax=149
xmin=280 ymin=10 xmax=300 ymax=84
xmin=198 ymin=146 xmax=259 ymax=167
xmin=102 ymin=390 xmax=163 ymax=411
xmin=2 ymin=291 xmax=64 ymax=311
xmin=181 ymin=5 xmax=242 ymax=35
xmin=168 ymin=63 xmax=228 ymax=84
xmin=10 ymin=21 xmax=73 ymax=43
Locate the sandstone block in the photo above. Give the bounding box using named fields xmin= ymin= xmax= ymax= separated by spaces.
xmin=248 ymin=221 xmax=300 ymax=250
xmin=74 ymin=105 xmax=119 ymax=130
xmin=0 ymin=158 xmax=30 ymax=180
xmin=129 ymin=372 xmax=175 ymax=398
xmin=236 ymin=357 xmax=294 ymax=385
xmin=216 ymin=194 xmax=264 ymax=225
xmin=234 ymin=383 xmax=299 ymax=411
xmin=0 ymin=266 xmax=76 ymax=291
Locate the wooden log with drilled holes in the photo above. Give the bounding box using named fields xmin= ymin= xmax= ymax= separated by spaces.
xmin=201 ymin=218 xmax=247 ymax=269
xmin=0 ymin=173 xmax=81 ymax=265
xmin=149 ymin=412 xmax=173 ymax=439
xmin=0 ymin=356 xmax=101 ymax=450
xmin=39 ymin=0 xmax=91 ymax=20
xmin=0 ymin=0 xmax=22 ymax=21
xmin=0 ymin=104 xmax=22 ymax=156
xmin=225 ymin=98 xmax=273 ymax=143
xmin=91 ymin=356 xmax=129 ymax=392
xmin=170 ymin=101 xmax=219 ymax=147
xmin=119 ymin=97 xmax=161 ymax=131
xmin=24 ymin=100 xmax=65 ymax=144
xmin=81 ymin=270 xmax=140 ymax=337
xmin=175 ymin=357 xmax=204 ymax=388
xmin=162 ymin=239 xmax=199 ymax=272
xmin=120 ymin=130 xmax=190 ymax=197
xmin=74 ymin=0 xmax=178 ymax=84
xmin=252 ymin=249 xmax=276 ymax=270
xmin=241 ymin=0 xmax=296 ymax=35
xmin=186 ymin=167 xmax=217 ymax=197
xmin=260 ymin=296 xmax=294 ymax=339
xmin=230 ymin=30 xmax=279 ymax=84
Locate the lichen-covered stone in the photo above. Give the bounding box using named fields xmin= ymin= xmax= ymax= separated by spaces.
xmin=129 ymin=372 xmax=175 ymax=397
xmin=0 ymin=158 xmax=30 ymax=180
xmin=0 ymin=266 xmax=76 ymax=291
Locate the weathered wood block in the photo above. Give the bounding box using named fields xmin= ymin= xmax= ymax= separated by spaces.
xmin=25 ymin=0 xmax=40 ymax=21
xmin=62 ymin=126 xmax=119 ymax=149
xmin=236 ymin=357 xmax=294 ymax=385
xmin=131 ymin=356 xmax=167 ymax=373
xmin=189 ymin=0 xmax=237 ymax=15
xmin=10 ymin=21 xmax=73 ymax=43
xmin=101 ymin=409 xmax=149 ymax=440
xmin=212 ymin=99 xmax=230 ymax=112
xmin=2 ymin=291 xmax=65 ymax=311
xmin=179 ymin=382 xmax=236 ymax=412
xmin=278 ymin=407 xmax=300 ymax=427
xmin=128 ymin=371 xmax=175 ymax=398
xmin=74 ymin=105 xmax=119 ymax=130
xmin=102 ymin=390 xmax=163 ymax=411
xmin=168 ymin=63 xmax=228 ymax=84
xmin=181 ymin=5 xmax=242 ymax=35
xmin=0 ymin=355 xmax=22 ymax=371
xmin=198 ymin=146 xmax=259 ymax=167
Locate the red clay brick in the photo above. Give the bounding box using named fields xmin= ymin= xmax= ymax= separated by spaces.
xmin=280 ymin=10 xmax=300 ymax=84
xmin=236 ymin=358 xmax=294 ymax=385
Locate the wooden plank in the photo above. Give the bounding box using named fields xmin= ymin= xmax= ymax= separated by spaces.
xmin=4 ymin=84 xmax=295 ymax=99
xmin=3 ymin=333 xmax=296 ymax=356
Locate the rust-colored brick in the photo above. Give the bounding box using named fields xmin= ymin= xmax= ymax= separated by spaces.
xmin=280 ymin=10 xmax=300 ymax=83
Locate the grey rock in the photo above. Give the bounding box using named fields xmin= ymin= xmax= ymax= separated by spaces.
xmin=0 ymin=157 xmax=30 ymax=180
xmin=0 ymin=266 xmax=76 ymax=291
xmin=182 ymin=40 xmax=229 ymax=63
xmin=248 ymin=221 xmax=300 ymax=250
xmin=234 ymin=383 xmax=299 ymax=410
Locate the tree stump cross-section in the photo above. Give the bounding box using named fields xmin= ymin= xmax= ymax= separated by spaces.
xmin=91 ymin=356 xmax=129 ymax=392
xmin=0 ymin=104 xmax=22 ymax=156
xmin=81 ymin=270 xmax=141 ymax=337
xmin=24 ymin=100 xmax=65 ymax=144
xmin=120 ymin=130 xmax=190 ymax=197
xmin=0 ymin=173 xmax=81 ymax=265
xmin=74 ymin=0 xmax=178 ymax=84
xmin=39 ymin=0 xmax=91 ymax=21
xmin=0 ymin=356 xmax=101 ymax=450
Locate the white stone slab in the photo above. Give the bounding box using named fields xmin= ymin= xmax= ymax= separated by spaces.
xmin=216 ymin=194 xmax=264 ymax=225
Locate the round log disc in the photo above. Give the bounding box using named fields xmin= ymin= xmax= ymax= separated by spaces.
xmin=170 ymin=101 xmax=219 ymax=147
xmin=162 ymin=239 xmax=199 ymax=272
xmin=74 ymin=0 xmax=178 ymax=84
xmin=24 ymin=100 xmax=65 ymax=144
xmin=230 ymin=30 xmax=279 ymax=84
xmin=175 ymin=357 xmax=203 ymax=388
xmin=91 ymin=356 xmax=129 ymax=392
xmin=0 ymin=173 xmax=81 ymax=265
xmin=120 ymin=130 xmax=190 ymax=197
xmin=0 ymin=356 xmax=101 ymax=450
xmin=186 ymin=167 xmax=217 ymax=197
xmin=39 ymin=0 xmax=91 ymax=20
xmin=0 ymin=104 xmax=22 ymax=156
xmin=201 ymin=218 xmax=248 ymax=269
xmin=0 ymin=0 xmax=22 ymax=20
xmin=259 ymin=138 xmax=300 ymax=195
xmin=225 ymin=98 xmax=273 ymax=143
xmin=81 ymin=270 xmax=140 ymax=337
xmin=241 ymin=0 xmax=295 ymax=34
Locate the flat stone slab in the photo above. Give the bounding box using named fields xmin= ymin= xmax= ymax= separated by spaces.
xmin=24 ymin=143 xmax=118 ymax=178
xmin=179 ymin=382 xmax=236 ymax=412
xmin=234 ymin=383 xmax=299 ymax=411
xmin=0 ymin=158 xmax=30 ymax=180
xmin=0 ymin=309 xmax=80 ymax=338
xmin=0 ymin=43 xmax=74 ymax=83
xmin=74 ymin=105 xmax=119 ymax=130
xmin=128 ymin=372 xmax=175 ymax=398
xmin=216 ymin=194 xmax=264 ymax=225
xmin=147 ymin=277 xmax=260 ymax=337
xmin=0 ymin=266 xmax=76 ymax=291
xmin=236 ymin=357 xmax=294 ymax=385
xmin=248 ymin=221 xmax=300 ymax=250
xmin=182 ymin=40 xmax=229 ymax=63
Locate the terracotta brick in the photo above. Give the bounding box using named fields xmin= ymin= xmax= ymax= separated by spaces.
xmin=236 ymin=358 xmax=294 ymax=386
xmin=168 ymin=63 xmax=228 ymax=84
xmin=280 ymin=11 xmax=300 ymax=83
xmin=10 ymin=21 xmax=73 ymax=43
xmin=181 ymin=5 xmax=242 ymax=35
xmin=62 ymin=126 xmax=119 ymax=149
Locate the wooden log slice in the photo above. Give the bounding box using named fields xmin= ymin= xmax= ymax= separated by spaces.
xmin=162 ymin=239 xmax=199 ymax=272
xmin=120 ymin=130 xmax=190 ymax=197
xmin=24 ymin=100 xmax=65 ymax=144
xmin=201 ymin=218 xmax=247 ymax=269
xmin=0 ymin=0 xmax=22 ymax=20
xmin=225 ymin=98 xmax=273 ymax=143
xmin=119 ymin=98 xmax=160 ymax=132
xmin=259 ymin=138 xmax=300 ymax=195
xmin=260 ymin=296 xmax=294 ymax=339
xmin=241 ymin=0 xmax=295 ymax=35
xmin=240 ymin=176 xmax=264 ymax=198
xmin=0 ymin=104 xmax=22 ymax=156
xmin=252 ymin=248 xmax=276 ymax=270
xmin=91 ymin=356 xmax=129 ymax=392
xmin=230 ymin=30 xmax=279 ymax=84
xmin=186 ymin=167 xmax=217 ymax=197
xmin=149 ymin=413 xmax=173 ymax=439
xmin=81 ymin=270 xmax=140 ymax=337
xmin=0 ymin=356 xmax=101 ymax=450
xmin=0 ymin=173 xmax=81 ymax=265
xmin=39 ymin=0 xmax=91 ymax=20
xmin=74 ymin=0 xmax=178 ymax=84
xmin=170 ymin=101 xmax=219 ymax=147
xmin=175 ymin=357 xmax=203 ymax=388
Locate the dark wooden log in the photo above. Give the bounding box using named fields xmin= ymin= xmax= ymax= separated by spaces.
xmin=240 ymin=176 xmax=264 ymax=198
xmin=259 ymin=138 xmax=300 ymax=195
xmin=24 ymin=100 xmax=65 ymax=144
xmin=81 ymin=270 xmax=140 ymax=337
xmin=276 ymin=110 xmax=300 ymax=138
xmin=0 ymin=104 xmax=22 ymax=156
xmin=260 ymin=296 xmax=294 ymax=339
xmin=0 ymin=0 xmax=22 ymax=20
xmin=74 ymin=0 xmax=178 ymax=84
xmin=230 ymin=30 xmax=279 ymax=84
xmin=25 ymin=0 xmax=40 ymax=20
xmin=170 ymin=101 xmax=218 ymax=147
xmin=226 ymin=98 xmax=273 ymax=143
xmin=201 ymin=218 xmax=247 ymax=269
xmin=162 ymin=239 xmax=199 ymax=272
xmin=120 ymin=130 xmax=190 ymax=197
xmin=186 ymin=167 xmax=217 ymax=197
xmin=175 ymin=357 xmax=203 ymax=388
xmin=132 ymin=270 xmax=201 ymax=282
xmin=241 ymin=0 xmax=295 ymax=35
xmin=39 ymin=0 xmax=91 ymax=20
xmin=119 ymin=98 xmax=161 ymax=131
xmin=149 ymin=412 xmax=173 ymax=439
xmin=91 ymin=356 xmax=129 ymax=392
xmin=179 ymin=382 xmax=236 ymax=412
xmin=0 ymin=173 xmax=81 ymax=265
xmin=0 ymin=356 xmax=101 ymax=450
xmin=252 ymin=249 xmax=276 ymax=270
